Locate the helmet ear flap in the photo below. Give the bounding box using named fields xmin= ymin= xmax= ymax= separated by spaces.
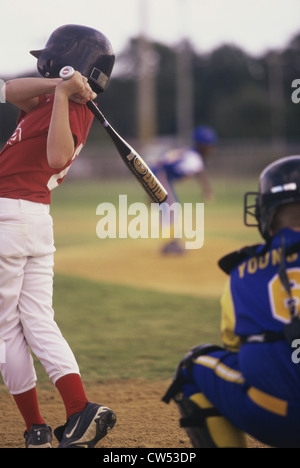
xmin=89 ymin=67 xmax=110 ymax=93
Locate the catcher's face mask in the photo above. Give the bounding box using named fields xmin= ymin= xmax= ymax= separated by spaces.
xmin=244 ymin=155 xmax=300 ymax=240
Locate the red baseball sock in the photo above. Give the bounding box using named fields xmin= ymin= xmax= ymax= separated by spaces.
xmin=55 ymin=373 xmax=88 ymax=420
xmin=13 ymin=387 xmax=45 ymax=432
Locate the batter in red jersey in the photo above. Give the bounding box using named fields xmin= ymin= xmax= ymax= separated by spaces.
xmin=0 ymin=24 xmax=116 ymax=448
xmin=0 ymin=93 xmax=92 ymax=203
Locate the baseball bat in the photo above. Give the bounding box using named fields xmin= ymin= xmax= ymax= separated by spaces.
xmin=59 ymin=66 xmax=168 ymax=204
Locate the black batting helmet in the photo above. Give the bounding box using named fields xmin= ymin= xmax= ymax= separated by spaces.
xmin=244 ymin=155 xmax=300 ymax=240
xmin=30 ymin=24 xmax=115 ymax=94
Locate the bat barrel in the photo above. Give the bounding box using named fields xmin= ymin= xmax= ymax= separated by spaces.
xmin=101 ymin=121 xmax=168 ymax=204
xmin=126 ymin=151 xmax=168 ymax=204
xmin=81 ymin=89 xmax=168 ymax=203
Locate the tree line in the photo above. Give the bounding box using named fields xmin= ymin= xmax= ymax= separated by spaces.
xmin=1 ymin=33 xmax=300 ymax=144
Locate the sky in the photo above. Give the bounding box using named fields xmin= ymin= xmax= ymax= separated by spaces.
xmin=1 ymin=0 xmax=300 ymax=77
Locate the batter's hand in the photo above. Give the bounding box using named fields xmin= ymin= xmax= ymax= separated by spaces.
xmin=56 ymin=71 xmax=97 ymax=104
xmin=69 ymin=75 xmax=97 ymax=104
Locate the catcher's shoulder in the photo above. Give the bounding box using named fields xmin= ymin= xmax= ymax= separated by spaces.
xmin=218 ymin=244 xmax=262 ymax=275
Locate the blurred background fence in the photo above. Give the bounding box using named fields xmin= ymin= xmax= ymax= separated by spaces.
xmin=1 ymin=31 xmax=300 ymax=182
xmin=66 ymin=136 xmax=300 ymax=182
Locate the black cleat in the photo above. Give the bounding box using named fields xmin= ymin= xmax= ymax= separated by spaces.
xmin=24 ymin=424 xmax=52 ymax=448
xmin=54 ymin=402 xmax=116 ymax=448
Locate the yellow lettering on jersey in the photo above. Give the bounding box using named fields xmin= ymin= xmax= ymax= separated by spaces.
xmin=238 ymin=248 xmax=299 ymax=279
xmin=272 ymin=249 xmax=281 ymax=266
xmin=258 ymin=252 xmax=270 ymax=269
xmin=248 ymin=258 xmax=257 ymax=274
xmin=238 ymin=262 xmax=247 ymax=279
xmin=287 ymin=253 xmax=298 ymax=263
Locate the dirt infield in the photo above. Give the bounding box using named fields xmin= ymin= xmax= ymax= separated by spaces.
xmin=0 ymin=379 xmax=266 ymax=448
xmin=53 ymin=237 xmax=233 ymax=300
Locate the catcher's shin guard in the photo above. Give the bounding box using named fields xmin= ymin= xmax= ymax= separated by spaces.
xmin=162 ymin=344 xmax=247 ymax=448
xmin=175 ymin=393 xmax=247 ymax=448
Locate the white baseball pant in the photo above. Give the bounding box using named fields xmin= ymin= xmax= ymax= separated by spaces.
xmin=0 ymin=198 xmax=80 ymax=394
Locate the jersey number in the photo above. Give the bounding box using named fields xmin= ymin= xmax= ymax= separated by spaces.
xmin=47 ymin=143 xmax=83 ymax=191
xmin=268 ymin=268 xmax=300 ymax=323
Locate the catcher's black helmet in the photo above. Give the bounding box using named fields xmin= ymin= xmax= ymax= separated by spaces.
xmin=30 ymin=24 xmax=115 ymax=93
xmin=244 ymin=155 xmax=300 ymax=240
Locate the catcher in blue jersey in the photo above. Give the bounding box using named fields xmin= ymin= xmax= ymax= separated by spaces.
xmin=163 ymin=155 xmax=300 ymax=448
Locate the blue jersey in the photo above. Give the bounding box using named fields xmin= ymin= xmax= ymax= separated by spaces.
xmin=154 ymin=147 xmax=204 ymax=181
xmin=230 ymin=228 xmax=300 ymax=337
xmin=179 ymin=228 xmax=300 ymax=447
xmin=220 ymin=228 xmax=300 ymax=403
xmin=231 ymin=229 xmax=300 ymax=335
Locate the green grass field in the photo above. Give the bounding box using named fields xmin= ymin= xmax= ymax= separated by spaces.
xmin=6 ymin=175 xmax=262 ymax=386
xmin=51 ymin=274 xmax=221 ymax=381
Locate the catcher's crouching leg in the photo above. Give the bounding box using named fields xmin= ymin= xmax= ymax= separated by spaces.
xmin=162 ymin=344 xmax=248 ymax=448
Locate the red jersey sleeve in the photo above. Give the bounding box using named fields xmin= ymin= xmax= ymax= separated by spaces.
xmin=68 ymin=100 xmax=93 ymax=146
xmin=0 ymin=94 xmax=94 ymax=204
